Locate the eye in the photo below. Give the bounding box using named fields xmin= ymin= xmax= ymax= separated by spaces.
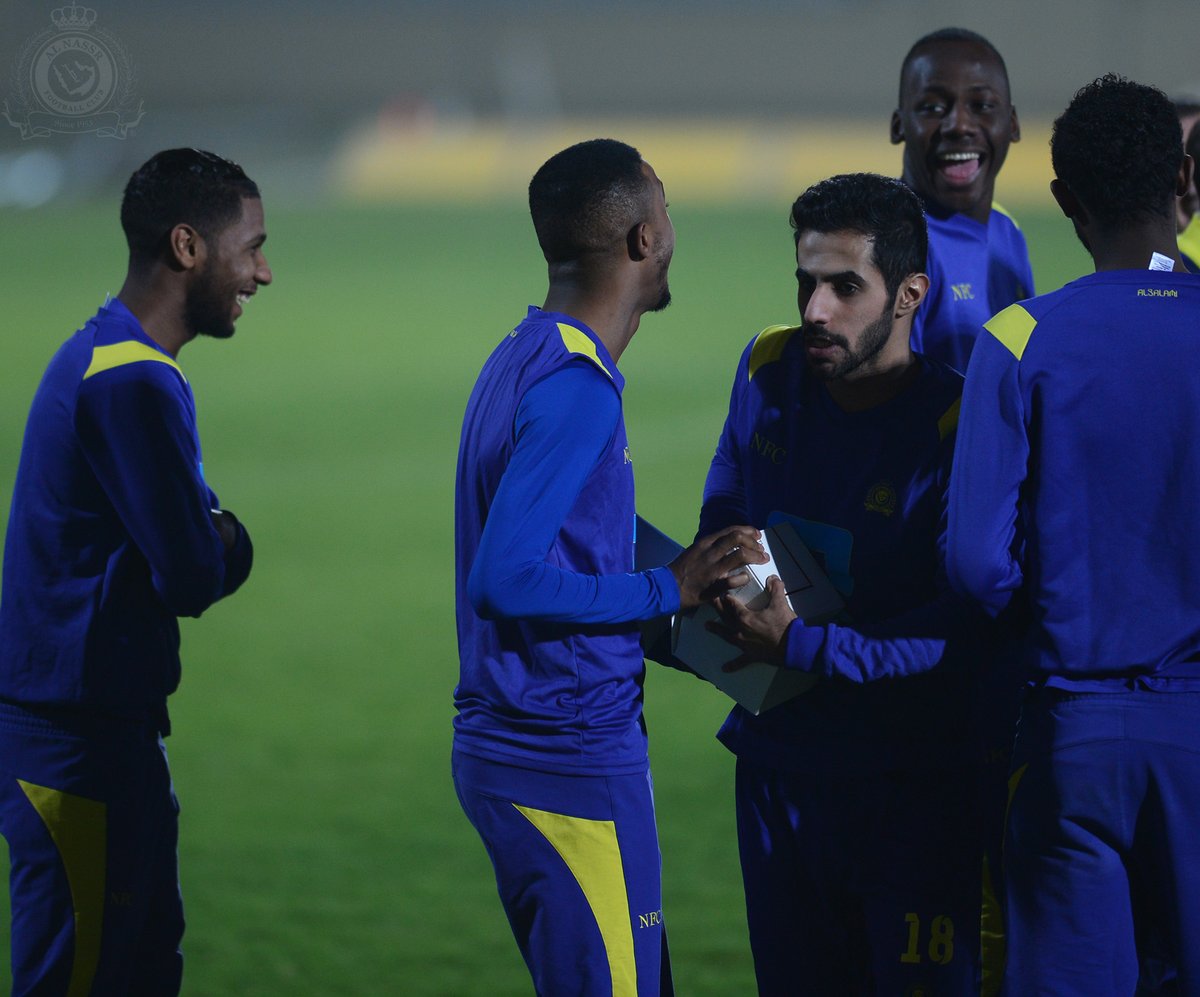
xmin=917 ymin=101 xmax=946 ymax=115
xmin=834 ymin=281 xmax=859 ymax=297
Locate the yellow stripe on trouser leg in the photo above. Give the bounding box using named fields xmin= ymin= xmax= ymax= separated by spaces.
xmin=18 ymin=780 xmax=107 ymax=997
xmin=514 ymin=803 xmax=638 ymax=997
xmin=981 ymin=762 xmax=1030 ymax=997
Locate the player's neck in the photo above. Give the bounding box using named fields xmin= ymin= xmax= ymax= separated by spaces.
xmin=1088 ymin=221 xmax=1187 ymax=273
xmin=116 ymin=273 xmax=193 ymax=358
xmin=825 ymin=350 xmax=920 ymax=413
xmin=542 ymin=282 xmax=641 ymax=364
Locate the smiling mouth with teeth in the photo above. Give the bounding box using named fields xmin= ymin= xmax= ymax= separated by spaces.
xmin=937 ymin=152 xmax=983 ymax=184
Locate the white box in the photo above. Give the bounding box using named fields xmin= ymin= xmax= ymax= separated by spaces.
xmin=635 ymin=516 xmax=844 ymax=714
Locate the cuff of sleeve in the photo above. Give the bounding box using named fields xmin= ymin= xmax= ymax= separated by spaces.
xmin=221 ymin=510 xmax=254 ymax=596
xmin=648 ymin=565 xmax=681 ymax=615
xmin=782 ymin=618 xmax=826 ymax=673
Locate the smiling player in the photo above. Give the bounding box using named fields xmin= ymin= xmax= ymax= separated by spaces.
xmin=0 ymin=148 xmax=269 ymax=994
xmin=892 ymin=28 xmax=1035 ymax=373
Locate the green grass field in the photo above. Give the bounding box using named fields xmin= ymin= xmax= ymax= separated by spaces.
xmin=0 ymin=198 xmax=1090 ymax=995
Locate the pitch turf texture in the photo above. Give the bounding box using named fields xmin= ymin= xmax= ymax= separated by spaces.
xmin=0 ymin=200 xmax=1089 ymax=995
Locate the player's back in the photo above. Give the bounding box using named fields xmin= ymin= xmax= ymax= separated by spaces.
xmin=985 ymin=268 xmax=1200 ymax=682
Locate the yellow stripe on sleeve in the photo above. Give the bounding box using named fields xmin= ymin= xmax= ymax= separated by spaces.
xmin=748 ymin=325 xmax=801 ymax=381
xmin=18 ymin=780 xmax=107 ymax=997
xmin=984 ymin=304 xmax=1038 ymax=362
xmin=83 ymin=342 xmax=185 ymax=382
xmin=557 ymin=323 xmax=614 ymax=379
xmin=515 ymin=803 xmax=637 ymax=997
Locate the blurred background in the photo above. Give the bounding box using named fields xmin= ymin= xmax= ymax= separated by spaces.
xmin=0 ymin=2 xmax=1195 ymax=994
xmin=2 ymin=0 xmax=1199 ymax=211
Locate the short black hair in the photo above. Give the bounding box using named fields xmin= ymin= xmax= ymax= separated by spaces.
xmin=1051 ymin=75 xmax=1182 ymax=230
xmin=121 ymin=148 xmax=260 ymax=262
xmin=898 ymin=28 xmax=1011 ymax=105
xmin=528 ymin=139 xmax=651 ymax=264
xmin=790 ymin=173 xmax=928 ymax=298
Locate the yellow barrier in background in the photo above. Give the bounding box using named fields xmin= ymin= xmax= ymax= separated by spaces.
xmin=334 ymin=119 xmax=1056 ymax=210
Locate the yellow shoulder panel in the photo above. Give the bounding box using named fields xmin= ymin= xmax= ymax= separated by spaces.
xmin=938 ymin=396 xmax=962 ymax=442
xmin=984 ymin=304 xmax=1037 ymax=362
xmin=748 ymin=325 xmax=801 ymax=382
xmin=83 ymin=342 xmax=185 ymax=382
xmin=991 ymin=201 xmax=1020 ymax=229
xmin=557 ymin=323 xmax=613 ymax=380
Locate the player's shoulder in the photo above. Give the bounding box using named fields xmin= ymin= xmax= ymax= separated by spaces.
xmin=76 ymin=338 xmax=189 ymax=414
xmin=982 ymin=281 xmax=1093 ymax=363
xmin=745 ymin=324 xmax=802 ymax=382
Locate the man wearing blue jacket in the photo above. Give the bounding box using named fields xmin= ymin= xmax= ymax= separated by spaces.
xmin=948 ymin=76 xmax=1200 ymax=995
xmin=0 ymin=148 xmax=270 ymax=995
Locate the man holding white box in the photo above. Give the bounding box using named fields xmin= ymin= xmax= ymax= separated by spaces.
xmin=701 ymin=173 xmax=988 ymax=996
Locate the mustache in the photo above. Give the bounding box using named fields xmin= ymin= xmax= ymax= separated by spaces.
xmin=801 ymin=323 xmax=849 ymax=350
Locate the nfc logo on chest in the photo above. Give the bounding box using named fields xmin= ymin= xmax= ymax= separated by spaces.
xmin=950 ymin=283 xmax=975 ymax=301
xmin=751 ymin=433 xmax=787 ymax=465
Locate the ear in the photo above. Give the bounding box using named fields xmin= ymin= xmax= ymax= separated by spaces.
xmin=626 ymin=221 xmax=651 ymax=263
xmin=1010 ymin=105 xmax=1021 ymax=144
xmin=889 ymin=110 xmax=904 ymax=146
xmin=1178 ymin=153 xmax=1194 ymax=199
xmin=894 ymin=273 xmax=930 ymax=318
xmin=1050 ymin=178 xmax=1085 ymax=224
xmin=169 ymin=223 xmax=205 ymax=272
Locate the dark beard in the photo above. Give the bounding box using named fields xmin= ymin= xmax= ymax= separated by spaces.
xmin=803 ymin=305 xmax=892 ymax=381
xmin=186 ymin=263 xmax=236 ymax=340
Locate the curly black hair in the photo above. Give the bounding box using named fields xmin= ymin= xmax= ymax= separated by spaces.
xmin=790 ymin=173 xmax=928 ymax=299
xmin=1052 ymin=75 xmax=1182 ymax=230
xmin=121 ymin=149 xmax=259 ymax=263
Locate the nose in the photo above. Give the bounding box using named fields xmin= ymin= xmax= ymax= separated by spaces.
xmin=802 ymin=285 xmax=834 ymax=326
xmin=940 ymin=100 xmax=976 ymax=136
xmin=256 ymin=250 xmax=273 ymax=287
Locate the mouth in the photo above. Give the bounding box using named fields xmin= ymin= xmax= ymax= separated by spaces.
xmin=935 ymin=150 xmax=984 ymax=186
xmin=803 ymin=333 xmax=842 ymax=361
xmin=234 ymin=290 xmax=253 ymax=318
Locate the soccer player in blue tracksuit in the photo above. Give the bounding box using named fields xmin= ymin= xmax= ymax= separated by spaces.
xmin=452 ymin=139 xmax=766 ymax=997
xmin=0 ymin=150 xmax=269 ymax=995
xmin=948 ymin=76 xmax=1200 ymax=996
xmin=702 ymin=174 xmax=986 ymax=996
xmin=891 ymin=28 xmax=1035 ymax=375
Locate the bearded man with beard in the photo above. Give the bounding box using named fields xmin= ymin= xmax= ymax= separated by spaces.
xmin=0 ymin=148 xmax=269 ymax=994
xmin=699 ymin=173 xmax=988 ymax=996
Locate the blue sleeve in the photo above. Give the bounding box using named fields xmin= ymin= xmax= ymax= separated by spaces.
xmin=783 ymin=588 xmax=987 ymax=681
xmin=76 ymin=364 xmax=240 ymax=618
xmin=946 ymin=329 xmax=1028 ymax=615
xmin=698 ymin=350 xmax=752 ymax=537
xmin=467 ymin=363 xmax=680 ymax=623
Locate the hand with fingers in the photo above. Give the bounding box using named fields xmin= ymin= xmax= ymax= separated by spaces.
xmin=706 ymin=575 xmax=798 ymax=671
xmin=668 ymin=525 xmax=768 ymax=610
